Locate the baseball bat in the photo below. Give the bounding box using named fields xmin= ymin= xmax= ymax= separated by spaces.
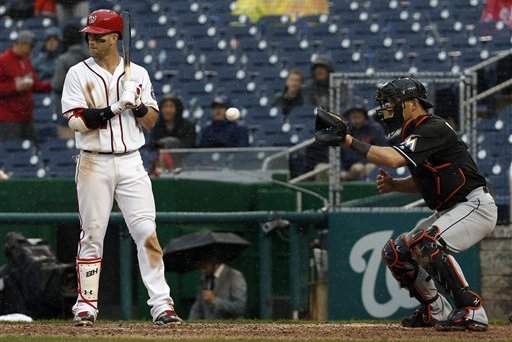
xmin=121 ymin=11 xmax=131 ymax=81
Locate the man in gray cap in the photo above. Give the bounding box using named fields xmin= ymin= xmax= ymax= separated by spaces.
xmin=304 ymin=54 xmax=334 ymax=108
xmin=302 ymin=54 xmax=336 ymax=177
xmin=0 ymin=30 xmax=52 ymax=140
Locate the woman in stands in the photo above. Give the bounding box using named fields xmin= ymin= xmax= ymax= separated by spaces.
xmin=150 ymin=94 xmax=196 ymax=149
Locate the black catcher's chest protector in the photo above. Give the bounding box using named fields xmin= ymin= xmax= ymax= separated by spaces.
xmin=397 ymin=115 xmax=486 ymax=211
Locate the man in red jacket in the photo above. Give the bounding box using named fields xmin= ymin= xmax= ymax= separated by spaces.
xmin=0 ymin=30 xmax=52 ymax=141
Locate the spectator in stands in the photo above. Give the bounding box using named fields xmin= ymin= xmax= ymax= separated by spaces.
xmin=0 ymin=31 xmax=52 ymax=141
xmin=55 ymin=0 xmax=89 ymax=24
xmin=34 ymin=0 xmax=56 ymax=18
xmin=198 ymin=96 xmax=249 ymax=148
xmin=302 ymin=55 xmax=336 ymax=178
xmin=340 ymin=107 xmax=387 ymax=181
xmin=189 ymin=259 xmax=247 ymax=320
xmin=304 ymin=54 xmax=334 ymax=108
xmin=150 ymin=94 xmax=197 ymax=149
xmin=272 ymin=68 xmax=305 ymax=116
xmin=33 ymin=27 xmax=61 ymax=81
xmin=52 ymin=23 xmax=89 ymax=139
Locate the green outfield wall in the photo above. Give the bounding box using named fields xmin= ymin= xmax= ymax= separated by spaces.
xmin=0 ymin=179 xmax=482 ymax=321
xmin=0 ymin=178 xmax=365 ymax=319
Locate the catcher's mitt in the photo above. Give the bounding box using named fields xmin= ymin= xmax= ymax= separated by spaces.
xmin=314 ymin=107 xmax=350 ymax=146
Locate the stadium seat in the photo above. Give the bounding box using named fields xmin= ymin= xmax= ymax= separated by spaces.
xmin=0 ymin=0 xmax=506 ymax=199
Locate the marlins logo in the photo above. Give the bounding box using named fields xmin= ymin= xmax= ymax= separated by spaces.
xmin=400 ymin=134 xmax=418 ymax=152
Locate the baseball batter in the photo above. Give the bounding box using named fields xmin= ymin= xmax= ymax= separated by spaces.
xmin=61 ymin=9 xmax=181 ymax=326
xmin=314 ymin=76 xmax=497 ymax=331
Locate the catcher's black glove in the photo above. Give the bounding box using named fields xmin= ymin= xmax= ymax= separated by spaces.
xmin=314 ymin=107 xmax=350 ymax=146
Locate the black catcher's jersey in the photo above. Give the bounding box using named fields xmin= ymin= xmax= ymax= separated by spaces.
xmin=393 ymin=114 xmax=486 ymax=211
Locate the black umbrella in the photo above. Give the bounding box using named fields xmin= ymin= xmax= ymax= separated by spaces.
xmin=163 ymin=230 xmax=250 ymax=273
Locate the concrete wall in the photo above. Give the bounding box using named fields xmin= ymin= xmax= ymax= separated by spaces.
xmin=481 ymin=223 xmax=512 ymax=319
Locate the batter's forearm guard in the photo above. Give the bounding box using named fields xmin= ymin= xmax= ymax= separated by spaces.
xmin=81 ymin=107 xmax=116 ymax=128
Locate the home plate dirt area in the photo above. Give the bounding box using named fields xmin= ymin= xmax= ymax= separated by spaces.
xmin=0 ymin=322 xmax=511 ymax=340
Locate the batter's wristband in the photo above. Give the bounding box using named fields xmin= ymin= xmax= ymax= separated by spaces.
xmin=350 ymin=138 xmax=371 ymax=158
xmin=132 ymin=103 xmax=148 ymax=118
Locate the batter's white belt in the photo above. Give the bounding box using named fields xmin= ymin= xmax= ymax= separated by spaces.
xmin=82 ymin=149 xmax=138 ymax=156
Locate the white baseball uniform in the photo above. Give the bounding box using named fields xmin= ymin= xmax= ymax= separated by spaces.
xmin=61 ymin=57 xmax=175 ymax=321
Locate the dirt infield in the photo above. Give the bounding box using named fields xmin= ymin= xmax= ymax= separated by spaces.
xmin=0 ymin=322 xmax=511 ymax=340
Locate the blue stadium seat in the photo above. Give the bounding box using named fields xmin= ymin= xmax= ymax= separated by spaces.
xmin=0 ymin=139 xmax=36 ymax=154
xmin=42 ymin=149 xmax=77 ymax=178
xmin=0 ymin=144 xmax=40 ymax=178
xmin=128 ymin=1 xmax=156 ymax=15
xmin=3 ymin=0 xmax=510 ymax=183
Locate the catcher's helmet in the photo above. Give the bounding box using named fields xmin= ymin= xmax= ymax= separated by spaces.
xmin=375 ymin=76 xmax=433 ymax=136
xmin=375 ymin=77 xmax=433 ymax=109
xmin=80 ymin=9 xmax=123 ymax=39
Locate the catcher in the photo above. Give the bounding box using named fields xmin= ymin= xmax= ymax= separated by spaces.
xmin=315 ymin=76 xmax=497 ymax=331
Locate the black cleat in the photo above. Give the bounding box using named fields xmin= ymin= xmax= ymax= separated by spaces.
xmin=435 ymin=308 xmax=488 ymax=332
xmin=401 ymin=305 xmax=436 ymax=328
xmin=154 ymin=309 xmax=182 ymax=326
xmin=73 ymin=311 xmax=95 ymax=326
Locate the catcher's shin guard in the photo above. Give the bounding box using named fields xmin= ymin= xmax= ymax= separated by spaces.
xmin=382 ymin=235 xmax=421 ymax=300
xmin=408 ymin=226 xmax=483 ymax=309
xmin=383 ymin=234 xmax=452 ymax=325
xmin=382 ymin=234 xmax=436 ymax=302
xmin=76 ymin=257 xmax=101 ymax=311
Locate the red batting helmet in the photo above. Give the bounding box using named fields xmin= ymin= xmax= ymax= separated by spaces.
xmin=80 ymin=9 xmax=123 ymax=39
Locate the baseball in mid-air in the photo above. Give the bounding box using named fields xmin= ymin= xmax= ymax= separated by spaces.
xmin=226 ymin=107 xmax=240 ymax=121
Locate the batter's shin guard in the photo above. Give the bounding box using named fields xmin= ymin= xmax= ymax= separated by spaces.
xmin=76 ymin=257 xmax=101 ymax=312
xmin=408 ymin=226 xmax=483 ymax=310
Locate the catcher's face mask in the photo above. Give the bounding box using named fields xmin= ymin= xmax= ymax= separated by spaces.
xmin=375 ymin=93 xmax=405 ymax=137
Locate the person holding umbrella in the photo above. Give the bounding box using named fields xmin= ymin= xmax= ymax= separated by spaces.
xmin=189 ymin=259 xmax=247 ymax=320
xmin=162 ymin=230 xmax=249 ymax=320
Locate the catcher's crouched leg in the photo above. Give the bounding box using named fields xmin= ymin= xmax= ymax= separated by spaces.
xmin=382 ymin=234 xmax=452 ymax=327
xmin=73 ymin=257 xmax=101 ymax=326
xmin=408 ymin=226 xmax=488 ymax=331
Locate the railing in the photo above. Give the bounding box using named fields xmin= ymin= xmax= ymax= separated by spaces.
xmin=158 ymin=143 xmax=330 ymax=211
xmin=0 ymin=211 xmax=327 ymax=320
xmin=261 ymin=137 xmax=314 ymax=171
xmin=158 ymin=146 xmax=288 ymax=177
xmin=461 ymin=48 xmax=512 ymax=159
xmin=510 ymin=161 xmax=512 ymax=220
